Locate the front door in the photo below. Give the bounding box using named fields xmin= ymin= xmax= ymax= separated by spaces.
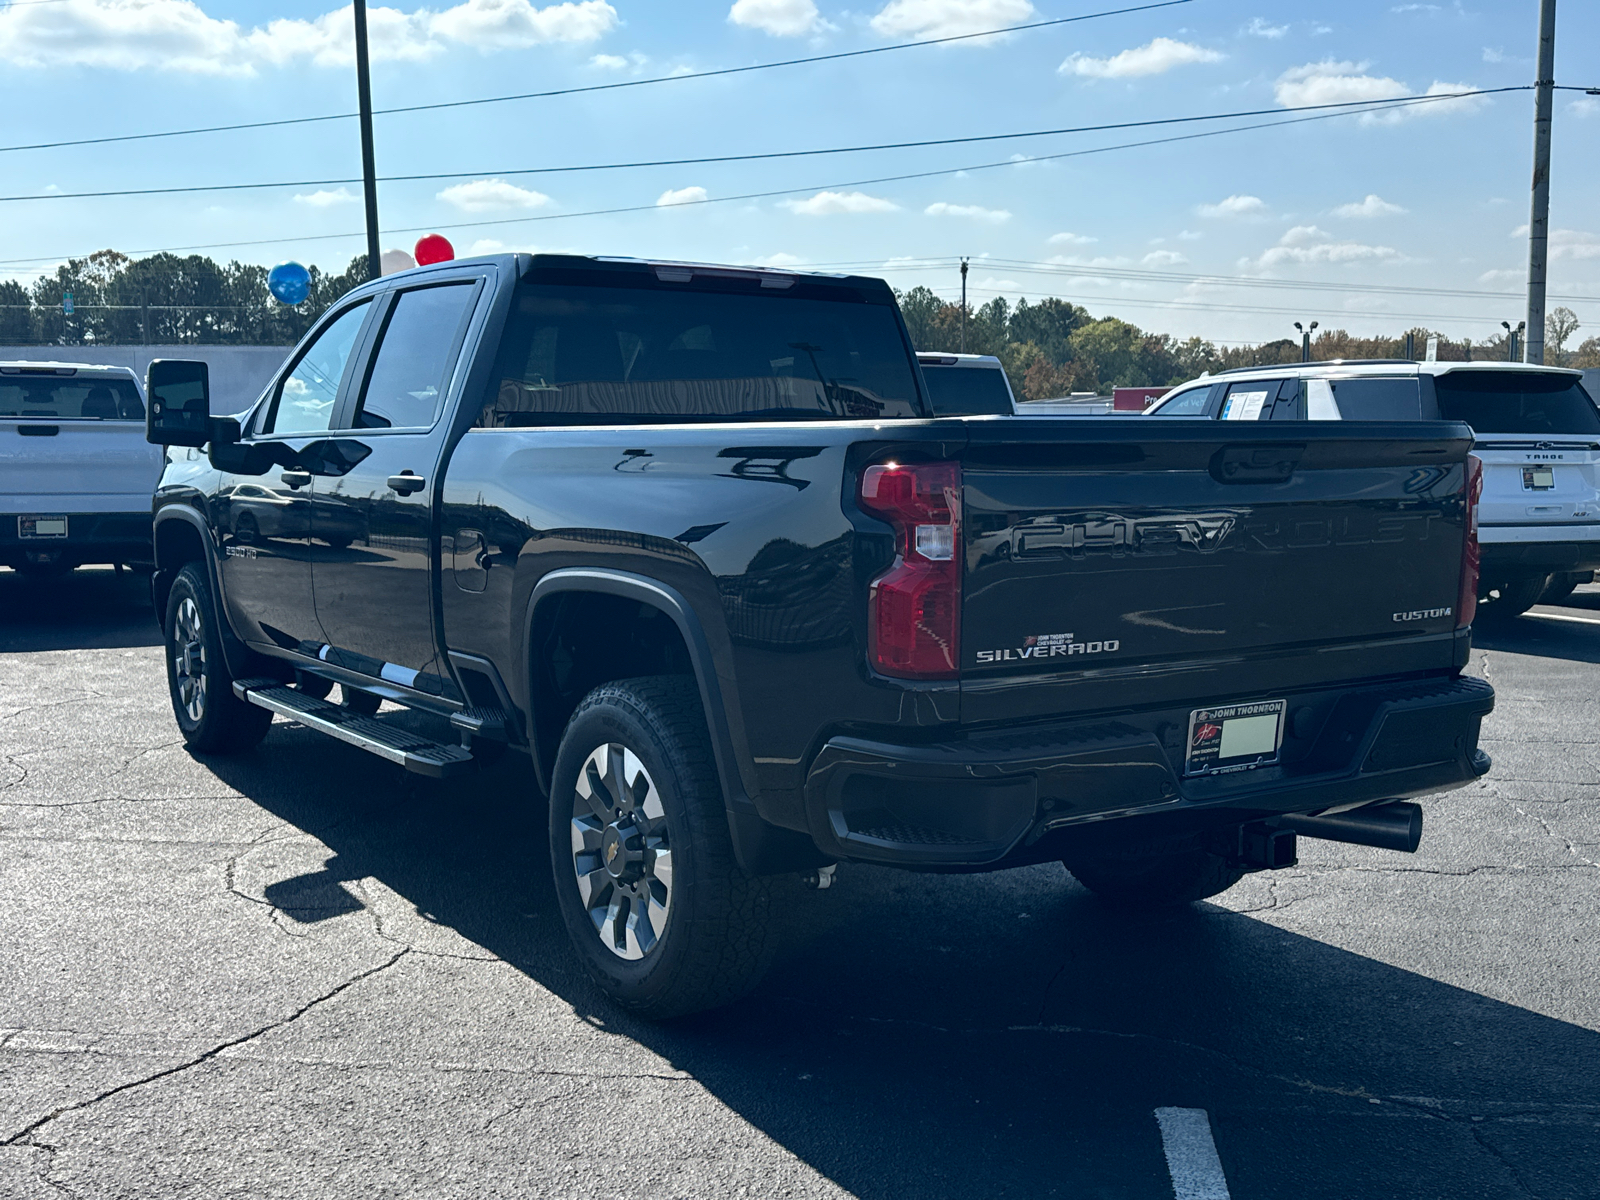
xmin=214 ymin=299 xmax=374 ymax=653
xmin=311 ymin=280 xmax=480 ymax=697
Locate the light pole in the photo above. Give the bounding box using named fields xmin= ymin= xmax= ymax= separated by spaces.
xmin=1502 ymin=320 xmax=1526 ymax=362
xmin=1524 ymin=0 xmax=1556 ymax=365
xmin=1294 ymin=320 xmax=1318 ymax=363
xmin=353 ymin=0 xmax=382 ymax=281
xmin=959 ymin=258 xmax=969 ymax=353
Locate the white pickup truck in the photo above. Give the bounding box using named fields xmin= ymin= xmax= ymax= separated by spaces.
xmin=0 ymin=361 xmax=162 ymax=576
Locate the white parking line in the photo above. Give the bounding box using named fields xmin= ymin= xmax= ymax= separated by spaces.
xmin=1526 ymin=610 xmax=1600 ymax=626
xmin=1155 ymin=1107 xmax=1231 ymax=1200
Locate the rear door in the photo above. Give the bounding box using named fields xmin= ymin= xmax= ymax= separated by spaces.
xmin=310 ymin=278 xmax=482 ymax=697
xmin=1435 ymin=369 xmax=1600 ymax=533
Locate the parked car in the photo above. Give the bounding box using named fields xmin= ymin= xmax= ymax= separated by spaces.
xmin=1146 ymin=359 xmax=1600 ymax=619
xmin=144 ymin=255 xmax=1493 ymax=1017
xmin=0 ymin=361 xmax=161 ymax=575
xmin=915 ymin=352 xmax=1017 ymax=415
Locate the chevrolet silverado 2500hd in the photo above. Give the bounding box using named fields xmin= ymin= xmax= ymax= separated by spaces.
xmin=144 ymin=254 xmax=1494 ymax=1017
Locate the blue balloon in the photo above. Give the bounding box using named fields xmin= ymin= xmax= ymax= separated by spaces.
xmin=268 ymin=261 xmax=310 ymax=306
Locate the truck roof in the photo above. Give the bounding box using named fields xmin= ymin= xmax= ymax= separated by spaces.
xmin=1205 ymin=359 xmax=1582 ymax=381
xmin=0 ymin=361 xmax=140 ymax=383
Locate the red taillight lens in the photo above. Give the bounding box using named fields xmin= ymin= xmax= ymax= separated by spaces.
xmin=859 ymin=460 xmax=961 ymax=679
xmin=1457 ymin=453 xmax=1483 ymax=629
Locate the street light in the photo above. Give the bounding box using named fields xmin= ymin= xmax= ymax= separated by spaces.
xmin=1294 ymin=320 xmax=1318 ymax=363
xmin=1502 ymin=320 xmax=1526 ymax=362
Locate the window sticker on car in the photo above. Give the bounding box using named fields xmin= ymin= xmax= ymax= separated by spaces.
xmin=1221 ymin=390 xmax=1270 ymax=421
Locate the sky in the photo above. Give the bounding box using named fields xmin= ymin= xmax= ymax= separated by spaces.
xmin=0 ymin=0 xmax=1596 ymax=347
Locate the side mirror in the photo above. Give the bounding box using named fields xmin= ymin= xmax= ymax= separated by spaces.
xmin=146 ymin=360 xmax=211 ymax=447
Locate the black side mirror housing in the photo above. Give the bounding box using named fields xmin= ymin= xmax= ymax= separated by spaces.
xmin=146 ymin=359 xmax=212 ymax=447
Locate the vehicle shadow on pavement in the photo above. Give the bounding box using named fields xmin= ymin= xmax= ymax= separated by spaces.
xmin=0 ymin=567 xmax=161 ymax=653
xmin=197 ymin=725 xmax=1600 ymax=1200
xmin=1473 ymin=612 xmax=1600 ymax=665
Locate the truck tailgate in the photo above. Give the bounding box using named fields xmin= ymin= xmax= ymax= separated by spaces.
xmin=0 ymin=420 xmax=164 ymax=510
xmin=959 ymin=419 xmax=1474 ymax=723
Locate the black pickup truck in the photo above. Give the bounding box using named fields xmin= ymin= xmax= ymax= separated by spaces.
xmin=145 ymin=254 xmax=1494 ymax=1017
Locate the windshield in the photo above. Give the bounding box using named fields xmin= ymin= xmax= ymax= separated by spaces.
xmin=1436 ymin=371 xmax=1600 ymax=435
xmin=0 ymin=375 xmax=145 ymax=420
xmin=920 ymin=365 xmax=1013 ymax=416
xmin=481 ymin=281 xmax=923 ymax=426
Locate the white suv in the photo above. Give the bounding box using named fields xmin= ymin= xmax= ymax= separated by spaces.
xmin=1147 ymin=360 xmax=1600 ymax=620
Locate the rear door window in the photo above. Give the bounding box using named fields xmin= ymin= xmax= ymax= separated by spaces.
xmin=1219 ymin=380 xmax=1291 ymax=420
xmin=353 ymin=283 xmax=478 ymax=430
xmin=0 ymin=376 xmax=144 ymax=420
xmin=1435 ymin=371 xmax=1600 ymax=434
xmin=920 ymin=365 xmax=1013 ymax=416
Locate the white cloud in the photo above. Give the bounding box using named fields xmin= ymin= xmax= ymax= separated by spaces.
xmin=1332 ymin=193 xmax=1407 ymax=218
xmin=436 ymin=178 xmax=552 ymax=212
xmin=656 ymin=185 xmax=709 ymax=207
xmin=1244 ymin=17 xmax=1286 ymax=38
xmin=1142 ymin=250 xmax=1188 ymax=266
xmin=1062 ymin=36 xmax=1221 ymax=79
xmin=1198 ymin=194 xmax=1266 ymax=218
xmin=294 ymin=187 xmax=358 ymax=207
xmin=869 ymin=0 xmax=1034 ymax=41
xmin=1273 ymin=60 xmax=1487 ymax=123
xmin=1478 ymin=268 xmax=1522 ymax=284
xmin=1570 ymin=95 xmax=1600 ymax=118
xmin=1251 ymin=224 xmax=1401 ymax=267
xmin=589 ymin=52 xmax=626 ymax=67
xmin=751 ymin=252 xmax=805 ymax=267
xmin=1048 ymin=231 xmax=1097 ymax=245
xmin=1178 ymin=229 xmax=1203 ymax=240
xmin=780 ymin=190 xmax=899 ymax=215
xmin=728 ymin=0 xmax=825 ymax=36
xmin=1550 ymin=229 xmax=1600 ymax=261
xmin=1482 ymin=46 xmax=1506 ymax=63
xmin=924 ymin=201 xmax=1010 ymax=223
xmin=0 ymin=0 xmax=617 ymax=74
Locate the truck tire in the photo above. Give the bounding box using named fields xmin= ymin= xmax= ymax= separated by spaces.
xmin=1476 ymin=574 xmax=1548 ymax=624
xmin=163 ymin=563 xmax=273 ymax=754
xmin=1064 ymin=838 xmax=1245 ymax=909
xmin=1539 ymin=571 xmax=1589 ymax=606
xmin=548 ymin=676 xmax=775 ymax=1019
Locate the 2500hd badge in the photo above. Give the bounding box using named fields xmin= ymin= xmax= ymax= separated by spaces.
xmin=974 ymin=632 xmax=1122 ymax=664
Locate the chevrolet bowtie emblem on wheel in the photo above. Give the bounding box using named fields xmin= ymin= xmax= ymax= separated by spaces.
xmin=605 ymin=841 xmax=619 ymax=864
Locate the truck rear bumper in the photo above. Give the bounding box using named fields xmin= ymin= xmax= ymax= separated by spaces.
xmin=802 ymin=674 xmax=1494 ymax=868
xmin=0 ymin=511 xmax=153 ymax=567
xmin=1479 ymin=532 xmax=1600 ymax=574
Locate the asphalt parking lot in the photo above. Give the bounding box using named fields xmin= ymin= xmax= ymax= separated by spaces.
xmin=1 ymin=566 xmax=1597 ymax=1199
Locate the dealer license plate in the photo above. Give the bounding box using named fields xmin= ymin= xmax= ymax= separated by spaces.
xmin=19 ymin=515 xmax=68 ymax=539
xmin=1522 ymin=466 xmax=1555 ymax=490
xmin=1185 ymin=699 xmax=1286 ymax=776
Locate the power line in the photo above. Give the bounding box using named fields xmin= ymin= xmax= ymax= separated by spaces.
xmin=0 ymin=93 xmax=1518 ymax=268
xmin=0 ymin=0 xmax=1192 ymax=156
xmin=0 ymin=88 xmax=1526 ymax=206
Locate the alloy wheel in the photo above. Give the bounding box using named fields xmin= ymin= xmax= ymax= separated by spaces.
xmin=569 ymin=742 xmax=673 ymax=960
xmin=173 ymin=596 xmax=207 ymax=723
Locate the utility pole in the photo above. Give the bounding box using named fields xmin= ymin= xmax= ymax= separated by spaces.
xmin=1294 ymin=320 xmax=1317 ymax=362
xmin=959 ymin=258 xmax=969 ymax=353
xmin=353 ymin=0 xmax=382 ymax=281
xmin=1525 ymin=0 xmax=1556 ymax=364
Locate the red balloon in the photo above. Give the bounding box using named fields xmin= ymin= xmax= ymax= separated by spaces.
xmin=414 ymin=234 xmax=455 ymax=265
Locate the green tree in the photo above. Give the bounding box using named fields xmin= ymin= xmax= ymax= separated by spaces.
xmin=1546 ymin=306 xmax=1581 ymax=367
xmin=1008 ymin=297 xmax=1084 ymax=364
xmin=895 ymin=286 xmax=944 ymax=350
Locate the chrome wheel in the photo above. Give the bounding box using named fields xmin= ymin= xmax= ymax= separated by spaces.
xmin=172 ymin=596 xmax=207 ymax=723
xmin=569 ymin=742 xmax=672 ymax=961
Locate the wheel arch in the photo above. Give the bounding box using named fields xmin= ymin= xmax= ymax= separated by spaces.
xmin=152 ymin=505 xmax=261 ymax=680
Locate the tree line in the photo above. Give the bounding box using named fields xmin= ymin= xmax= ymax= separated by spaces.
xmin=2 ymin=250 xmax=1595 ymax=398
xmin=895 ymin=287 xmax=1600 ymax=400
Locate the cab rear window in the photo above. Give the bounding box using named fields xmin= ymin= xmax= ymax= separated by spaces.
xmin=1435 ymin=371 xmax=1600 ymax=434
xmin=0 ymin=377 xmax=145 ymax=420
xmin=920 ymin=365 xmax=1013 ymax=416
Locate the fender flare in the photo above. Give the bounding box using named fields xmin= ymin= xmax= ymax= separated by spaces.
xmin=152 ymin=504 xmax=260 ymax=680
xmin=523 ymin=568 xmax=826 ymax=876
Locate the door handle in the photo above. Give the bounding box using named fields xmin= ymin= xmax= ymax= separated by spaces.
xmin=387 ymin=472 xmax=426 ymax=495
xmin=279 ymin=469 xmax=312 ymax=489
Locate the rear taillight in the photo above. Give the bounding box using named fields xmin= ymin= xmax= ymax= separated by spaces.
xmin=858 ymin=460 xmax=961 ymax=679
xmin=1457 ymin=453 xmax=1483 ymax=629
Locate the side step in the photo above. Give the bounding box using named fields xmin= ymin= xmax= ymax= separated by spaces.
xmin=233 ymin=679 xmax=475 ymax=778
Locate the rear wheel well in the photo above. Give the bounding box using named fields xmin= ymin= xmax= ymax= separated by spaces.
xmin=530 ymin=591 xmax=697 ymax=777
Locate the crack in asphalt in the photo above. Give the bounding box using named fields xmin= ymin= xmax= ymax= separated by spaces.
xmin=0 ymin=949 xmax=410 ymax=1150
xmin=1512 ymin=805 xmax=1600 ymax=871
